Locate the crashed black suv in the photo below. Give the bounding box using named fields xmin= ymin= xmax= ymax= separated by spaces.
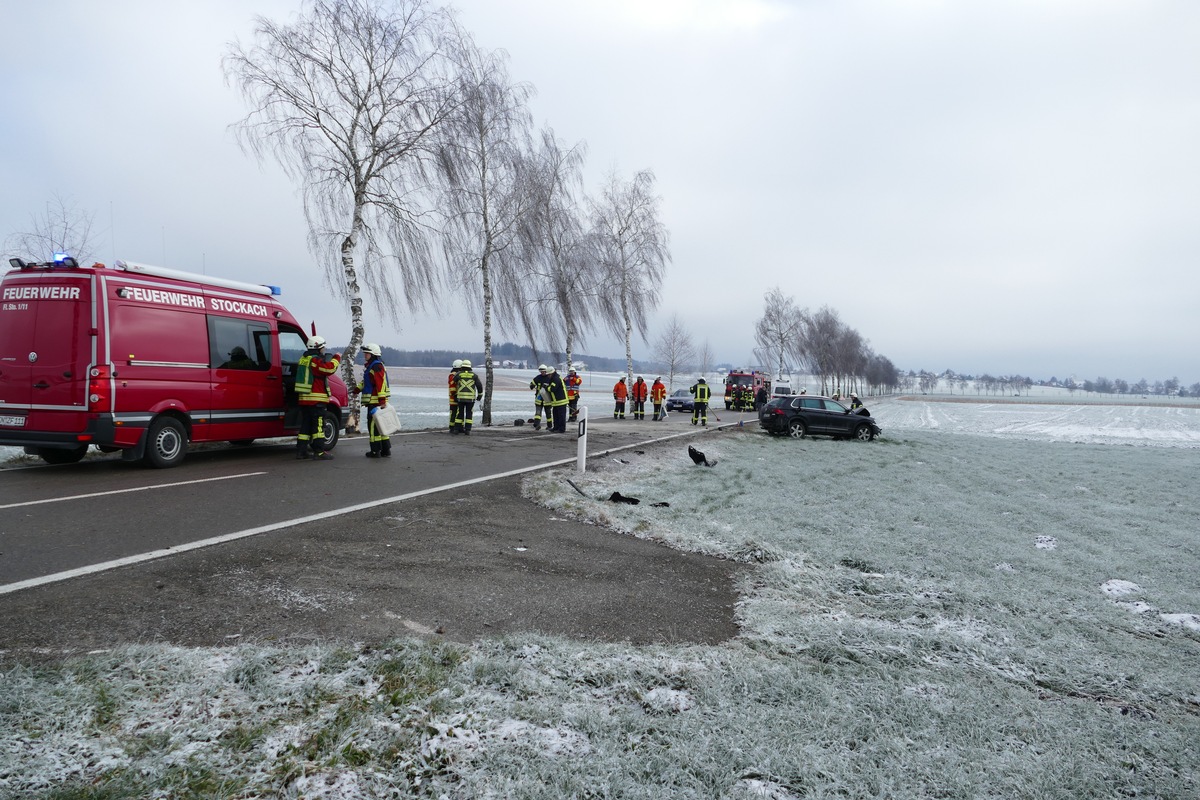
xmin=759 ymin=395 xmax=881 ymax=441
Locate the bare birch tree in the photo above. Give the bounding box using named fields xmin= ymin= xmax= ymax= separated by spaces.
xmin=4 ymin=194 xmax=98 ymax=265
xmin=590 ymin=169 xmax=670 ymax=385
xmin=517 ymin=128 xmax=599 ymax=369
xmin=224 ymin=0 xmax=459 ymax=428
xmin=435 ymin=33 xmax=534 ymax=425
xmin=652 ymin=314 xmax=695 ymax=390
xmin=755 ymin=287 xmax=803 ymax=379
xmin=797 ymin=305 xmax=843 ymax=395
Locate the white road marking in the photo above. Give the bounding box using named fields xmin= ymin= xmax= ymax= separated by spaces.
xmin=0 ymin=425 xmax=721 ymax=596
xmin=0 ymin=472 xmax=269 ymax=510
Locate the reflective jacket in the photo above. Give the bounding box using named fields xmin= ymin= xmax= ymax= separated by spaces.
xmin=448 ymin=369 xmax=458 ymax=402
xmin=296 ymin=349 xmax=342 ymax=405
xmin=631 ymin=379 xmax=648 ymax=402
xmin=544 ymin=372 xmax=569 ymax=406
xmin=690 ymin=382 xmax=711 ymax=403
xmin=456 ymin=369 xmax=481 ymax=401
xmin=651 ymin=380 xmax=667 ymax=403
xmin=358 ymin=357 xmax=390 ymax=406
xmin=529 ymin=373 xmax=552 ymax=404
xmin=565 ymin=372 xmax=582 ymax=399
xmin=613 ymin=380 xmax=628 ymax=401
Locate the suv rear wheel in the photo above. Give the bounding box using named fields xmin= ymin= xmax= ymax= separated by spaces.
xmin=787 ymin=419 xmax=807 ymax=438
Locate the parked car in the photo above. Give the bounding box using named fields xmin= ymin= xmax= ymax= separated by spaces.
xmin=759 ymin=394 xmax=881 ymax=441
xmin=665 ymin=389 xmax=694 ymax=412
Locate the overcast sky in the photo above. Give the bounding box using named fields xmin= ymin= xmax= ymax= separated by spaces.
xmin=3 ymin=0 xmax=1198 ymax=383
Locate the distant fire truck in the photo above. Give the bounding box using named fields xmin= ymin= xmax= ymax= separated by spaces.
xmin=723 ymin=369 xmax=771 ymax=410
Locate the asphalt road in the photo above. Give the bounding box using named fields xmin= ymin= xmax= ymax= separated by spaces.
xmin=0 ymin=410 xmax=759 ymax=653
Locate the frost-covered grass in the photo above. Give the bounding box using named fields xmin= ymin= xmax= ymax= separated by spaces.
xmin=3 ymin=403 xmax=1200 ymax=798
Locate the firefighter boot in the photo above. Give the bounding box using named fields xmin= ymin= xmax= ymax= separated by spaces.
xmin=296 ymin=442 xmax=311 ymax=459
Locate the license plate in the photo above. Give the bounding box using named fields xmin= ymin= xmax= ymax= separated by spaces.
xmin=0 ymin=415 xmax=26 ymax=427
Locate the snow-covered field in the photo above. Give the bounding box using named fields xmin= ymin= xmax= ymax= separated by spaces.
xmin=3 ymin=399 xmax=1199 ymax=798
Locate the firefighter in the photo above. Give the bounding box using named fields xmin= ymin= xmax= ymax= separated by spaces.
xmin=631 ymin=376 xmax=649 ymax=420
xmin=613 ymin=377 xmax=628 ymax=419
xmin=294 ymin=335 xmax=342 ymax=459
xmin=565 ymin=367 xmax=583 ymax=422
xmin=355 ymin=342 xmax=391 ymax=458
xmin=454 ymin=360 xmax=482 ymax=435
xmin=689 ymin=376 xmax=711 ymax=427
xmin=448 ymin=359 xmax=463 ymax=433
xmin=849 ymin=393 xmax=863 ymax=410
xmin=543 ymin=366 xmax=570 ymax=432
xmin=650 ymin=377 xmax=667 ymax=421
xmin=529 ymin=365 xmax=552 ymax=430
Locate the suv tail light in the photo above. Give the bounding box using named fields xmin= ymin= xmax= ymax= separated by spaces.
xmin=88 ymin=364 xmax=113 ymax=411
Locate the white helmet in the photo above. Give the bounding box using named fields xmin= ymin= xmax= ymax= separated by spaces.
xmin=452 ymin=359 xmax=463 ymax=369
xmin=306 ymin=335 xmax=326 ymax=349
xmin=362 ymin=342 xmax=381 ymax=357
xmin=538 ymin=364 xmax=548 ymax=372
xmin=460 ymin=359 xmax=472 ymax=368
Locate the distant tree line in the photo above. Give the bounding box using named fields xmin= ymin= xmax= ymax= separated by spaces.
xmin=751 ymin=287 xmax=901 ymax=397
xmin=340 ymin=342 xmax=656 ymax=374
xmin=902 ymin=370 xmax=1200 ymax=398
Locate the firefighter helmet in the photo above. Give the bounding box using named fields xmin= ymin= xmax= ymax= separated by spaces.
xmin=538 ymin=364 xmax=548 ymax=372
xmin=362 ymin=342 xmax=381 ymax=357
xmin=460 ymin=359 xmax=472 ymax=368
xmin=306 ymin=335 xmax=326 ymax=349
xmin=452 ymin=359 xmax=463 ymax=368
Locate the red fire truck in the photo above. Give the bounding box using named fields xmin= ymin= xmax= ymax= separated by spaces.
xmin=0 ymin=256 xmax=348 ymax=467
xmin=723 ymin=369 xmax=771 ymax=410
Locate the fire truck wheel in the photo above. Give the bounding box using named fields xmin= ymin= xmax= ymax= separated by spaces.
xmin=321 ymin=410 xmax=341 ymax=450
xmin=39 ymin=446 xmax=89 ymax=465
xmin=144 ymin=416 xmax=187 ymax=468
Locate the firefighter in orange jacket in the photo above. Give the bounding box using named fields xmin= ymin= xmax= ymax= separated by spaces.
xmin=565 ymin=367 xmax=583 ymax=422
xmin=630 ymin=376 xmax=649 ymax=420
xmin=613 ymin=377 xmax=628 ymax=419
xmin=651 ymin=377 xmax=667 ymax=421
xmin=295 ymin=335 xmax=342 ymax=460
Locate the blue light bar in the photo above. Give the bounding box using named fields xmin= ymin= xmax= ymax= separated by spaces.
xmin=265 ymin=285 xmax=282 ymax=296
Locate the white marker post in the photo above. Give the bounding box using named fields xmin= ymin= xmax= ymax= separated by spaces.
xmin=576 ymin=406 xmax=588 ymax=472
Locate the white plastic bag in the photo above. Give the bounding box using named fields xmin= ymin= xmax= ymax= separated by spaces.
xmin=373 ymin=404 xmax=402 ymax=435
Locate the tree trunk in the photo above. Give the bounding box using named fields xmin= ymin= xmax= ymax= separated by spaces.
xmin=481 ymin=253 xmax=494 ymax=426
xmin=340 ymin=211 xmax=365 ymax=433
xmin=622 ymin=278 xmax=634 ymax=386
